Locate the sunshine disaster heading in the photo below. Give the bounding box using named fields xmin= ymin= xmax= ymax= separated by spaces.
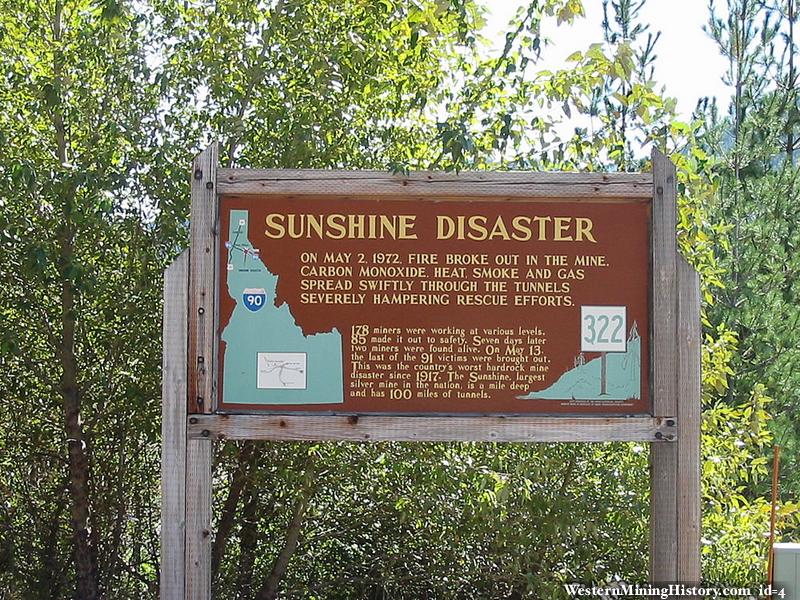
xmin=264 ymin=213 xmax=598 ymax=243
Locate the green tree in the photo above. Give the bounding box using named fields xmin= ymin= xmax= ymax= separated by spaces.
xmin=702 ymin=0 xmax=800 ymax=501
xmin=0 ymin=0 xmax=165 ymax=596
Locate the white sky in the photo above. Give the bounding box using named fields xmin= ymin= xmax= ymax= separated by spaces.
xmin=482 ymin=0 xmax=731 ymax=121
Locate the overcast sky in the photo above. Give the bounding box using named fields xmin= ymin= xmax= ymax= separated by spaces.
xmin=481 ymin=0 xmax=731 ymax=121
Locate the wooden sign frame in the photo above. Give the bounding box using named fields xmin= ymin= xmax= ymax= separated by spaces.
xmin=160 ymin=144 xmax=700 ymax=599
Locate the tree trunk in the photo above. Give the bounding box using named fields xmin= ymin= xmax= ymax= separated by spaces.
xmin=788 ymin=0 xmax=796 ymax=161
xmin=60 ymin=227 xmax=99 ymax=600
xmin=212 ymin=440 xmax=256 ymax=578
xmin=53 ymin=2 xmax=99 ymax=597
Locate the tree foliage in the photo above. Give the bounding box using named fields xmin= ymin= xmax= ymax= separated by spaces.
xmin=699 ymin=0 xmax=800 ymax=504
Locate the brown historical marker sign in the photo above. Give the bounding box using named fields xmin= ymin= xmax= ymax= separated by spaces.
xmin=216 ymin=194 xmax=650 ymax=415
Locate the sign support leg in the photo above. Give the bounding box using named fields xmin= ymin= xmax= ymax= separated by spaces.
xmin=650 ymin=149 xmax=679 ymax=581
xmin=185 ymin=437 xmax=213 ymax=599
xmin=160 ymin=250 xmax=215 ymax=599
xmin=161 ymin=251 xmax=189 ymax=599
xmin=676 ymin=257 xmax=701 ymax=581
xmin=649 ymin=150 xmax=701 ymax=582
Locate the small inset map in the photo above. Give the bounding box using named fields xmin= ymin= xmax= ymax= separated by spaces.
xmin=257 ymin=353 xmax=307 ymax=390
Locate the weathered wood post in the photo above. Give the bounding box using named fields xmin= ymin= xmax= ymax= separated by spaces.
xmin=161 ymin=251 xmax=188 ymax=599
xmin=161 ymin=246 xmax=215 ymax=600
xmin=649 ymin=149 xmax=701 ymax=582
xmin=184 ymin=143 xmax=218 ymax=599
xmin=161 ymin=142 xmax=218 ymax=600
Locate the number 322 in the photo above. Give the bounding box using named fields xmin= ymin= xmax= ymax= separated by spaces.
xmin=583 ymin=314 xmax=624 ymax=345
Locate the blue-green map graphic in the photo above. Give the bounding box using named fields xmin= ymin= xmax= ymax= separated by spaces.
xmin=221 ymin=210 xmax=343 ymax=405
xmin=518 ymin=327 xmax=640 ymax=401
